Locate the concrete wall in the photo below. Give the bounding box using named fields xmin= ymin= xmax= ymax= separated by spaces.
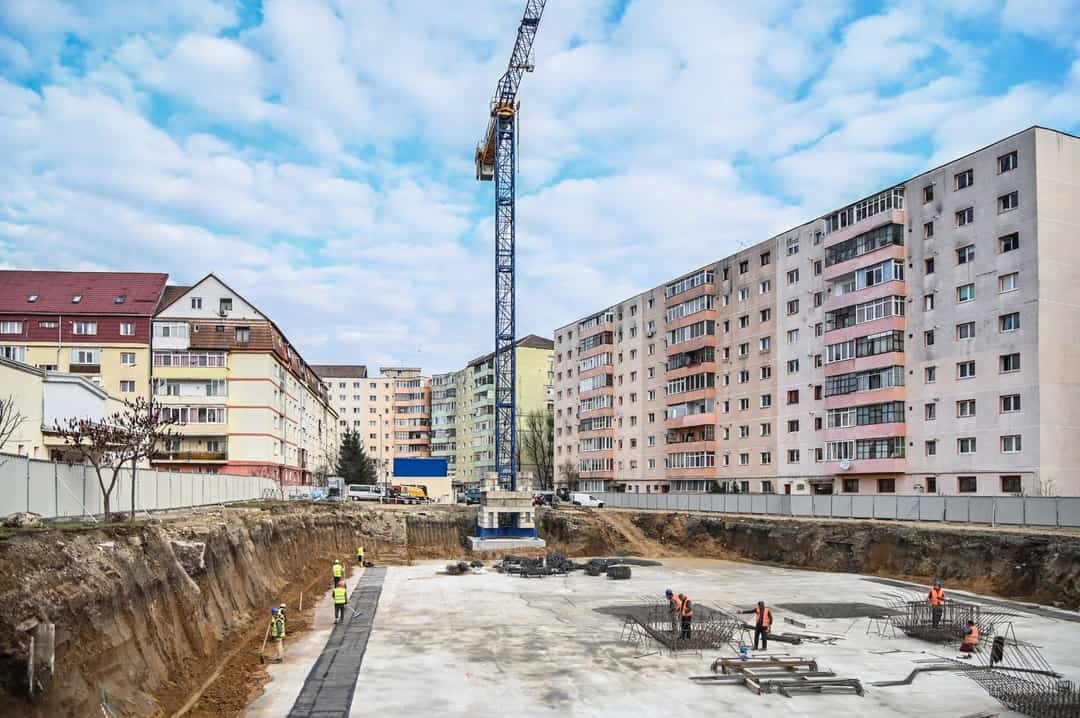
xmin=0 ymin=361 xmax=44 ymax=457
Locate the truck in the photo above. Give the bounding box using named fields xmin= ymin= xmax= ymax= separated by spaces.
xmin=326 ymin=476 xmax=345 ymax=499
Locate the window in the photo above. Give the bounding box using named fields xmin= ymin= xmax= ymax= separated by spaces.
xmin=926 ymin=477 xmax=937 ymax=492
xmin=999 ymin=232 xmax=1019 ymax=253
xmin=739 ymin=260 xmax=749 ymax=274
xmin=999 ymin=312 xmax=1020 ymax=332
xmin=120 ymin=322 xmax=135 ymax=336
xmin=760 ymin=423 xmax=771 ymax=437
xmin=924 ymin=403 xmax=936 ymax=421
xmin=235 ymin=327 xmax=251 ymax=343
xmin=786 ymin=299 xmax=799 ymax=315
xmin=760 ymin=393 xmax=772 ymax=408
xmin=121 ymin=352 xmax=136 ymax=366
xmin=787 ymin=359 xmax=799 ymax=373
xmin=954 ymin=168 xmax=973 ymax=190
xmin=998 ymin=151 xmax=1017 ymax=173
xmin=924 ymin=294 xmax=935 ymax=311
xmin=842 ymin=479 xmax=859 ymax=493
xmin=956 ymin=207 xmax=974 ymax=226
xmin=956 ymin=321 xmax=975 ymax=340
xmin=787 ymin=449 xmax=800 ymax=463
xmin=738 ymin=287 xmax=750 ymax=301
xmin=786 ymin=329 xmax=799 ymax=344
xmin=760 ymin=251 xmax=771 ymax=266
xmin=924 ymin=221 xmax=934 ymax=239
xmin=39 ymin=321 xmax=58 ymax=329
xmin=877 ymin=478 xmax=896 ymax=493
xmin=956 ymin=284 xmax=975 ymax=303
xmin=958 ymin=476 xmax=977 ymax=493
xmin=786 ymin=269 xmax=799 ymax=285
xmin=813 ymin=291 xmax=823 ymax=307
xmin=759 ymin=308 xmax=771 ymax=322
xmin=787 ymin=389 xmax=799 ymax=405
xmin=1001 ymin=435 xmax=1022 ymax=453
xmin=923 ymin=184 xmax=934 ymax=202
xmin=958 ymin=437 xmax=977 ymax=454
xmin=925 ymin=440 xmax=937 ymax=456
xmin=0 ymin=346 xmax=26 ymax=362
xmin=120 ymin=380 xmax=135 ymax=393
xmin=924 ymin=330 xmax=935 ymax=346
xmin=957 ymin=361 xmax=975 ymax=379
xmin=27 ymin=294 xmax=38 ymax=303
xmin=998 ymin=191 xmax=1018 ymax=212
xmin=0 ymin=321 xmax=23 ymax=334
xmin=760 ymin=452 xmax=772 ymax=465
xmin=957 ymin=245 xmax=975 ymax=264
xmin=1000 ymin=353 xmax=1020 ymax=373
xmin=219 ymin=298 xmax=233 ymax=313
xmin=787 ymin=420 xmax=799 ymax=432
xmin=998 ymin=272 xmax=1018 ymax=293
xmin=759 ymin=280 xmax=771 ymax=294
xmin=73 ymin=322 xmax=97 ymax=335
xmin=738 ymin=369 xmax=749 ymax=383
xmin=957 ymin=399 xmax=976 ymax=418
xmin=760 ymin=365 xmax=771 ymax=380
xmin=813 ymin=260 xmax=822 ymax=276
xmin=739 ymin=314 xmax=750 ymax=329
xmin=191 ymin=297 xmax=203 ymax=309
xmin=739 ymin=453 xmax=750 ymax=466
xmin=71 ymin=295 xmax=82 ymax=303
xmin=1000 ymin=394 xmax=1021 ymax=413
xmin=759 ymin=337 xmax=771 ymax=352
xmin=739 ymin=398 xmax=749 ymax=410
xmin=1000 ymin=475 xmax=1021 ymax=493
xmin=786 ymin=236 xmax=799 ymax=256
xmin=925 ymin=258 xmax=935 ymax=274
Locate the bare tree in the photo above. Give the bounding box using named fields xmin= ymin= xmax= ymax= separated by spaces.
xmin=519 ymin=409 xmax=554 ymax=490
xmin=558 ymin=460 xmax=580 ymax=492
xmin=0 ymin=394 xmax=28 ymax=463
xmin=119 ymin=398 xmax=175 ymax=519
xmin=53 ymin=416 xmax=131 ymax=519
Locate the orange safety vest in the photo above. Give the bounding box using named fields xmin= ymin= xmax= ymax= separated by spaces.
xmin=671 ymin=595 xmax=684 ymax=613
xmin=929 ymin=587 xmax=945 ymax=605
xmin=681 ymin=598 xmax=693 ymax=618
xmin=756 ymin=606 xmax=772 ymax=629
xmin=963 ymin=625 xmax=980 ymax=645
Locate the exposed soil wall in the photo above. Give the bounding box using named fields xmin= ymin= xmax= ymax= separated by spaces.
xmin=538 ymin=508 xmax=1080 ymax=608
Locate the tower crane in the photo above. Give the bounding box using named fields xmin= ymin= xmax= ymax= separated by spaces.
xmin=475 ymin=0 xmax=546 ymax=491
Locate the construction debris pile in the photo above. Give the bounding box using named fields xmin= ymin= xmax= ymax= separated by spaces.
xmin=494 ymin=553 xmax=657 ymax=579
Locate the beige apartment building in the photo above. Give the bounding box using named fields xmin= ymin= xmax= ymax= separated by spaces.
xmin=554 ymin=126 xmax=1080 ymax=497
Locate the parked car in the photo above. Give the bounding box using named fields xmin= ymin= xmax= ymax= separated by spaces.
xmin=462 ymin=489 xmax=482 ymax=505
xmin=571 ymin=492 xmax=604 ymax=508
xmin=348 ymin=484 xmax=385 ymax=502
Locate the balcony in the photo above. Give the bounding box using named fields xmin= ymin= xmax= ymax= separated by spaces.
xmin=152 ymin=450 xmax=227 ymax=462
xmin=69 ymin=363 xmax=100 ymax=374
xmin=153 ymin=322 xmax=190 ymax=351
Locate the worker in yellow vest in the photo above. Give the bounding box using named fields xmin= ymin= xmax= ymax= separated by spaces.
xmin=269 ymin=607 xmax=286 ymax=662
xmin=356 ymin=545 xmax=365 ymax=565
xmin=333 ymin=580 xmax=348 ymax=624
xmin=332 ymin=559 xmax=344 ymax=588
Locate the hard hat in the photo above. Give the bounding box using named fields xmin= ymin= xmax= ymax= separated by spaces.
xmin=665 ymin=589 xmax=673 ymax=596
xmin=933 ymin=579 xmax=942 ymax=587
xmin=271 ymin=607 xmax=279 ymax=614
xmin=280 ymin=604 xmax=286 ymax=609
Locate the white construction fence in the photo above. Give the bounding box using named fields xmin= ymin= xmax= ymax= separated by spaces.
xmin=0 ymin=454 xmax=281 ymax=520
xmin=595 ymin=491 xmax=1080 ymax=529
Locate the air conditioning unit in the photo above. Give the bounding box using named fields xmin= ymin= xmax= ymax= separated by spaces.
xmin=218 ymin=310 xmax=228 ymax=317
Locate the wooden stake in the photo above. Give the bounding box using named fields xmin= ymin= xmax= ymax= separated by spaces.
xmin=299 ymin=591 xmax=304 ymax=612
xmin=258 ymin=621 xmax=271 ymax=664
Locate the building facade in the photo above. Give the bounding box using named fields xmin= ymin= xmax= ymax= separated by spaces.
xmin=554 ymin=126 xmax=1080 ymax=496
xmin=151 ymin=274 xmax=338 ymax=484
xmin=0 ymin=271 xmax=168 ymax=401
xmin=431 ymin=369 xmax=467 ymax=479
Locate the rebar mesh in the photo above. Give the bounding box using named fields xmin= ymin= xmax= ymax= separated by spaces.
xmin=602 ymin=600 xmax=743 ymax=653
xmin=885 ymin=590 xmax=1015 ymax=643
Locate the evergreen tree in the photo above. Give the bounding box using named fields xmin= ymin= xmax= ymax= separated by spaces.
xmin=336 ymin=429 xmax=377 ymax=484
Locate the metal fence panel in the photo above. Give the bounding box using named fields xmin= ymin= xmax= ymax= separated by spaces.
xmin=736 ymin=495 xmax=752 ymax=514
xmin=945 ymin=497 xmax=969 ymax=522
xmin=1057 ymin=498 xmax=1080 ymax=528
xmin=897 ymin=496 xmax=920 ymax=521
xmin=920 ymin=496 xmax=945 ymax=521
xmin=812 ymin=495 xmax=831 ymax=517
xmin=994 ymin=497 xmax=1024 ymax=525
xmin=790 ymin=495 xmax=813 ymax=516
xmin=1024 ymin=498 xmax=1058 ymax=527
xmin=968 ymin=497 xmax=994 ymax=524
xmin=852 ymin=496 xmax=874 ymax=518
xmin=831 ymin=495 xmax=852 ymax=518
xmin=874 ymin=496 xmax=898 ymax=519
xmin=27 ymin=460 xmax=55 ymax=516
xmin=750 ymin=494 xmax=766 ymax=514
xmin=766 ymin=494 xmax=785 ymax=515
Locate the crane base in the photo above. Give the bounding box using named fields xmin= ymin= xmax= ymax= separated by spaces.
xmin=468 ymin=536 xmax=546 ymax=552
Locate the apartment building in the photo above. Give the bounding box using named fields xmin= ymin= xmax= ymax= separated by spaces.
xmin=431 ymin=368 xmax=469 ymax=479
xmin=466 ymin=334 xmax=555 ymax=485
xmin=385 ymin=367 xmax=431 ymax=458
xmin=151 ymin=274 xmax=338 ymax=484
xmin=0 ymin=271 xmax=168 ymax=400
xmin=554 ymin=126 xmax=1080 ymax=496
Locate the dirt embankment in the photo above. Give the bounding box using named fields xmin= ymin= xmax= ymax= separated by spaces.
xmin=538 ymin=508 xmax=1080 ymax=608
xmin=0 ymin=503 xmax=417 ymax=717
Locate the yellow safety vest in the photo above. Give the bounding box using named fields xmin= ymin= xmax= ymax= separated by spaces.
xmin=271 ymin=616 xmax=285 ymax=638
xmin=357 ymin=547 xmax=364 ymax=558
xmin=333 ymin=587 xmax=347 ymax=605
xmin=333 ymin=563 xmax=343 ymax=578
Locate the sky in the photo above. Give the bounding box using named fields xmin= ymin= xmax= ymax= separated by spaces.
xmin=1 ymin=0 xmax=1078 ymax=373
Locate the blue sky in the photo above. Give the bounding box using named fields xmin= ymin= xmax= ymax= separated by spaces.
xmin=1 ymin=0 xmax=1078 ymax=372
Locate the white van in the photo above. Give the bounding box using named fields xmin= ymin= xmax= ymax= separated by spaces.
xmin=571 ymin=492 xmax=604 ymax=508
xmin=348 ymin=484 xmax=385 ymax=502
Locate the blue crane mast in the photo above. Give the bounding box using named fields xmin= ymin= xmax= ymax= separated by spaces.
xmin=475 ymin=0 xmax=546 ymax=491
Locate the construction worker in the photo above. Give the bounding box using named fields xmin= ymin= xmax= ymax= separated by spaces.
xmin=960 ymin=620 xmax=980 ymax=654
xmin=333 ymin=579 xmax=348 ymax=624
xmin=269 ymin=607 xmax=285 ymax=662
xmin=665 ymin=589 xmax=681 ymax=634
xmin=279 ymin=603 xmax=288 ymax=633
xmin=679 ymin=594 xmax=693 ymax=640
xmin=356 ymin=545 xmax=365 ymax=565
xmin=929 ymin=580 xmax=945 ymax=628
xmin=753 ymin=601 xmax=772 ymax=650
xmin=332 ymin=558 xmax=344 ymax=588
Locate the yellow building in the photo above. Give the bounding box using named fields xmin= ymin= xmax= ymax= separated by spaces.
xmin=151 ymin=274 xmax=338 ymax=484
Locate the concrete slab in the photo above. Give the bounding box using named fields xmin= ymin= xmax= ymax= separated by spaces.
xmin=351 ymin=558 xmax=1080 ymax=717
xmin=466 ymin=536 xmax=547 ymax=551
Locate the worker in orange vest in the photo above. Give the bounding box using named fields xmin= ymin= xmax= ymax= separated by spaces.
xmin=960 ymin=620 xmax=980 ymax=655
xmin=679 ymin=594 xmax=693 ymax=640
xmin=753 ymin=601 xmax=772 ymax=650
xmin=665 ymin=589 xmax=681 ymax=634
xmin=928 ymin=580 xmax=945 ymax=628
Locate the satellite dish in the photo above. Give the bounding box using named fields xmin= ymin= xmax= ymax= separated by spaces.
xmin=838 ymin=460 xmax=851 ymax=471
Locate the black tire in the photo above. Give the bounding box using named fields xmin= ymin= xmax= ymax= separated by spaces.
xmin=572 ymin=501 xmax=580 ymax=506
xmin=598 ymin=503 xmax=604 ymax=508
